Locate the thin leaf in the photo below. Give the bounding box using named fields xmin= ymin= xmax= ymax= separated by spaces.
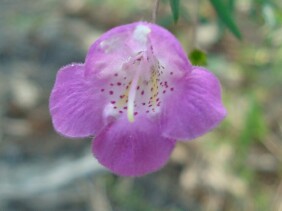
xmin=209 ymin=0 xmax=242 ymax=40
xmin=228 ymin=0 xmax=235 ymax=14
xmin=239 ymin=94 xmax=266 ymax=154
xmin=169 ymin=0 xmax=180 ymax=23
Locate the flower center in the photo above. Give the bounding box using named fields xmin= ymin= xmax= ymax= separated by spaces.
xmin=99 ymin=24 xmax=180 ymax=122
xmin=101 ymin=48 xmax=176 ymax=123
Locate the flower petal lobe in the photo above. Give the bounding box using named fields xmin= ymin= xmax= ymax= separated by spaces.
xmin=92 ymin=116 xmax=176 ymax=176
xmin=161 ymin=67 xmax=227 ymax=140
xmin=49 ymin=64 xmax=106 ymax=137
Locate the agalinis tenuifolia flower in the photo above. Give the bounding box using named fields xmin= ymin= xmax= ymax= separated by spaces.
xmin=49 ymin=22 xmax=226 ymax=176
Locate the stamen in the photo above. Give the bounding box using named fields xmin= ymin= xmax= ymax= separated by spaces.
xmin=127 ymin=60 xmax=142 ymax=122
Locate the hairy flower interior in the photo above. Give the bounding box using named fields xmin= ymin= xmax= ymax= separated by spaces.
xmin=101 ymin=50 xmax=176 ymax=123
xmin=101 ymin=25 xmax=177 ymax=123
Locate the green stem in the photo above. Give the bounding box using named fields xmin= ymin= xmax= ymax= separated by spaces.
xmin=152 ymin=0 xmax=161 ymax=23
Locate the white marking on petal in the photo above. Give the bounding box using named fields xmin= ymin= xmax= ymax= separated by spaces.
xmin=103 ymin=103 xmax=119 ymax=118
xmin=133 ymin=25 xmax=151 ymax=44
xmin=100 ymin=37 xmax=121 ymax=53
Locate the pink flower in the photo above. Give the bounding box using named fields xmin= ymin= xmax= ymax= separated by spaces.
xmin=49 ymin=22 xmax=226 ymax=176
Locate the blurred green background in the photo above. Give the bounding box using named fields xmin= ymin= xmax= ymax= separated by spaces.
xmin=0 ymin=0 xmax=281 ymax=210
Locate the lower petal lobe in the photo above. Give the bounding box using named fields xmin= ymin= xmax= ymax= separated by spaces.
xmin=161 ymin=67 xmax=227 ymax=140
xmin=49 ymin=64 xmax=106 ymax=137
xmin=92 ymin=115 xmax=176 ymax=176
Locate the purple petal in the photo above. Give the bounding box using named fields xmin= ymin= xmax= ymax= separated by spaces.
xmin=161 ymin=67 xmax=227 ymax=140
xmin=92 ymin=116 xmax=176 ymax=176
xmin=49 ymin=64 xmax=107 ymax=137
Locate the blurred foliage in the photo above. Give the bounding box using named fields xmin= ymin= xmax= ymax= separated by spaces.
xmin=239 ymin=94 xmax=266 ymax=149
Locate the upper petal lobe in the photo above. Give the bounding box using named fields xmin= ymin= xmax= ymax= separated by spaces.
xmin=161 ymin=67 xmax=227 ymax=140
xmin=85 ymin=22 xmax=192 ymax=78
